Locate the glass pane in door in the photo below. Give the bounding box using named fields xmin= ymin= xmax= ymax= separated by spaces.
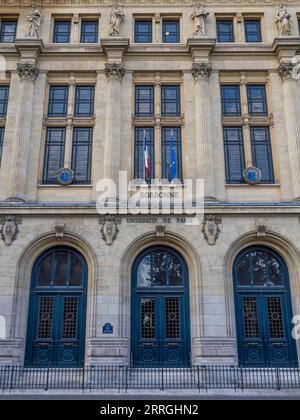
xmin=141 ymin=298 xmax=155 ymax=339
xmin=165 ymin=297 xmax=180 ymax=339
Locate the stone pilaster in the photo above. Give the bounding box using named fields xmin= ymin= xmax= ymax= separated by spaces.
xmin=192 ymin=63 xmax=216 ymax=201
xmin=7 ymin=63 xmax=39 ymax=202
xmin=103 ymin=63 xmax=125 ymax=200
xmin=279 ymin=62 xmax=300 ymax=199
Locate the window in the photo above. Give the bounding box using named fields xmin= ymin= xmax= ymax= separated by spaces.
xmin=0 ymin=127 xmax=4 ymax=163
xmin=74 ymin=86 xmax=94 ymax=117
xmin=71 ymin=127 xmax=93 ymax=184
xmin=247 ymin=85 xmax=268 ymax=116
xmin=221 ymin=85 xmax=241 ymax=116
xmin=135 ymin=20 xmax=152 ymax=43
xmin=223 ymin=127 xmax=245 ymax=184
xmin=135 ymin=86 xmax=154 ymax=117
xmin=163 ymin=20 xmax=180 ymax=43
xmin=161 ymin=86 xmax=181 ymax=117
xmin=48 ymin=86 xmax=69 ymax=117
xmin=43 ymin=128 xmax=66 ymax=184
xmin=81 ymin=20 xmax=99 ymax=43
xmin=162 ymin=127 xmax=182 ymax=181
xmin=250 ymin=127 xmax=274 ymax=183
xmin=53 ymin=21 xmax=71 ymax=43
xmin=0 ymin=86 xmax=9 ymax=117
xmin=0 ymin=20 xmax=17 ymax=43
xmin=134 ymin=127 xmax=155 ymax=181
xmin=217 ymin=20 xmax=234 ymax=43
xmin=244 ymin=20 xmax=262 ymax=43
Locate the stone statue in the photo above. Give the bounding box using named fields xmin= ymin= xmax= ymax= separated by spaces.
xmin=26 ymin=4 xmax=42 ymax=38
xmin=191 ymin=5 xmax=209 ymax=37
xmin=109 ymin=5 xmax=125 ymax=37
xmin=276 ymin=5 xmax=292 ymax=37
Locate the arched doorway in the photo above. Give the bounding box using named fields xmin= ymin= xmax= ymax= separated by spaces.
xmin=233 ymin=246 xmax=298 ymax=367
xmin=25 ymin=247 xmax=88 ymax=367
xmin=131 ymin=246 xmax=191 ymax=367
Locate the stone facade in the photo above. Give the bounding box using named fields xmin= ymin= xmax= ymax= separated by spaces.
xmin=0 ymin=0 xmax=300 ymax=367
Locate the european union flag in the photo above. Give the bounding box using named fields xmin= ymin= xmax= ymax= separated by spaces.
xmin=170 ymin=130 xmax=177 ymax=181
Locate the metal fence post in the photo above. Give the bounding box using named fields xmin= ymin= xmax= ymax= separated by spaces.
xmin=10 ymin=366 xmax=14 ymax=392
xmin=276 ymin=369 xmax=281 ymax=391
xmin=45 ymin=367 xmax=50 ymax=392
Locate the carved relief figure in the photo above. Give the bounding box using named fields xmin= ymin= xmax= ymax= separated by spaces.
xmin=202 ymin=215 xmax=222 ymax=246
xmin=191 ymin=5 xmax=209 ymax=37
xmin=0 ymin=216 xmax=22 ymax=246
xmin=276 ymin=5 xmax=292 ymax=37
xmin=99 ymin=216 xmax=121 ymax=246
xmin=109 ymin=5 xmax=125 ymax=36
xmin=26 ymin=4 xmax=42 ymax=38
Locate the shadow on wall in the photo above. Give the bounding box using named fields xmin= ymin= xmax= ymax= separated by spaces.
xmin=0 ymin=316 xmax=6 ymax=339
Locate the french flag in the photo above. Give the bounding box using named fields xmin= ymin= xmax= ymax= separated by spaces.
xmin=144 ymin=130 xmax=150 ymax=180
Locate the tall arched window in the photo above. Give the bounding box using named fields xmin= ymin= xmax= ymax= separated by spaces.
xmin=25 ymin=247 xmax=87 ymax=367
xmin=132 ymin=246 xmax=191 ymax=367
xmin=233 ymin=246 xmax=298 ymax=367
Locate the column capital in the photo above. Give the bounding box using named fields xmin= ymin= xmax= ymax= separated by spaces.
xmin=278 ymin=62 xmax=297 ymax=80
xmin=192 ymin=63 xmax=212 ymax=80
xmin=17 ymin=63 xmax=39 ymax=82
xmin=104 ymin=63 xmax=125 ymax=81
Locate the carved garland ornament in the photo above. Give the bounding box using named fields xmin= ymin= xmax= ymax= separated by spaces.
xmin=0 ymin=216 xmax=22 ymax=246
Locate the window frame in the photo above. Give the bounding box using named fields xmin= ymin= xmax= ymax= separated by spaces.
xmin=53 ymin=20 xmax=72 ymax=44
xmin=135 ymin=85 xmax=155 ymax=117
xmin=244 ymin=19 xmax=262 ymax=43
xmin=250 ymin=126 xmax=275 ymax=184
xmin=0 ymin=20 xmax=18 ymax=43
xmin=42 ymin=127 xmax=66 ymax=184
xmin=217 ymin=19 xmax=235 ymax=43
xmin=74 ymin=85 xmax=95 ymax=118
xmin=0 ymin=85 xmax=10 ymax=118
xmin=161 ymin=85 xmax=181 ymax=117
xmin=247 ymin=84 xmax=268 ymax=117
xmin=80 ymin=19 xmax=99 ymax=44
xmin=71 ymin=127 xmax=93 ymax=185
xmin=223 ymin=126 xmax=246 ymax=184
xmin=134 ymin=127 xmax=155 ymax=182
xmin=221 ymin=85 xmax=241 ymax=117
xmin=48 ymin=85 xmax=69 ymax=118
xmin=162 ymin=20 xmax=180 ymax=43
xmin=134 ymin=19 xmax=153 ymax=43
xmin=161 ymin=127 xmax=183 ymax=182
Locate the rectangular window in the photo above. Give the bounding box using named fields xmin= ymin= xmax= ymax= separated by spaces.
xmin=0 ymin=86 xmax=9 ymax=117
xmin=244 ymin=20 xmax=262 ymax=43
xmin=135 ymin=86 xmax=154 ymax=117
xmin=53 ymin=21 xmax=71 ymax=43
xmin=134 ymin=127 xmax=155 ymax=181
xmin=247 ymin=85 xmax=268 ymax=116
xmin=217 ymin=20 xmax=234 ymax=43
xmin=80 ymin=20 xmax=99 ymax=43
xmin=0 ymin=21 xmax=17 ymax=43
xmin=161 ymin=86 xmax=181 ymax=117
xmin=48 ymin=86 xmax=69 ymax=117
xmin=221 ymin=85 xmax=241 ymax=116
xmin=0 ymin=127 xmax=4 ymax=163
xmin=135 ymin=20 xmax=152 ymax=43
xmin=43 ymin=127 xmax=66 ymax=184
xmin=162 ymin=20 xmax=180 ymax=43
xmin=74 ymin=86 xmax=94 ymax=117
xmin=71 ymin=127 xmax=93 ymax=184
xmin=162 ymin=127 xmax=182 ymax=181
xmin=250 ymin=127 xmax=274 ymax=184
xmin=223 ymin=127 xmax=245 ymax=184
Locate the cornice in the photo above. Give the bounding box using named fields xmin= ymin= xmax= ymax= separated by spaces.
xmin=1 ymin=0 xmax=300 ymax=7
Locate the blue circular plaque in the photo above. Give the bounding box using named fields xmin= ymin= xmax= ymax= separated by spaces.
xmin=243 ymin=167 xmax=262 ymax=185
xmin=56 ymin=168 xmax=74 ymax=186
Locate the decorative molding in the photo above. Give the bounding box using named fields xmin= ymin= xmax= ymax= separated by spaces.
xmin=278 ymin=62 xmax=296 ymax=80
xmin=55 ymin=222 xmax=65 ymax=238
xmin=99 ymin=215 xmax=122 ymax=246
xmin=0 ymin=216 xmax=22 ymax=246
xmin=192 ymin=62 xmax=212 ymax=80
xmin=104 ymin=63 xmax=125 ymax=81
xmin=202 ymin=215 xmax=222 ymax=246
xmin=17 ymin=63 xmax=39 ymax=82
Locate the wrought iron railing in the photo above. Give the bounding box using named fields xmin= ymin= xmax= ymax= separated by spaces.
xmin=1 ymin=365 xmax=300 ymax=392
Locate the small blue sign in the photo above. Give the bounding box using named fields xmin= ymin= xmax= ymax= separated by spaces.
xmin=56 ymin=168 xmax=74 ymax=186
xmin=243 ymin=167 xmax=261 ymax=185
xmin=103 ymin=323 xmax=113 ymax=334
